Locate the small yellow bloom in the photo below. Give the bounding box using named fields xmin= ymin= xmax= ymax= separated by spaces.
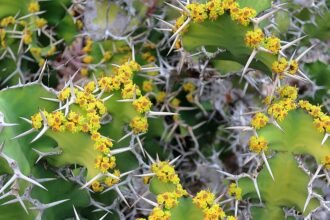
xmin=28 ymin=2 xmax=40 ymax=13
xmin=249 ymin=136 xmax=268 ymax=153
xmin=251 ymin=113 xmax=269 ymax=129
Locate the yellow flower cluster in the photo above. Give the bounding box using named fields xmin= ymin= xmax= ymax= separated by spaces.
xmin=104 ymin=169 xmax=121 ymax=187
xmin=156 ymin=91 xmax=166 ymax=103
xmin=231 ymin=7 xmax=257 ymax=26
xmin=133 ymin=96 xmax=152 ymax=113
xmin=262 ymin=36 xmax=281 ymax=54
xmin=1 ymin=16 xmax=16 ymax=27
xmin=193 ymin=190 xmax=215 ymax=209
xmin=251 ymin=112 xmax=269 ymax=129
xmin=322 ymin=155 xmax=330 ymax=169
xmin=244 ymin=29 xmax=264 ymax=48
xmin=186 ymin=3 xmax=208 ymax=23
xmin=130 ymin=116 xmax=148 ymax=134
xmin=193 ymin=190 xmax=227 ymax=220
xmin=148 ymin=207 xmax=171 ymax=220
xmin=142 ymin=80 xmax=153 ymax=92
xmin=142 ymin=52 xmax=156 ymax=63
xmin=28 ymin=2 xmax=40 ymax=13
xmin=35 ymin=18 xmax=47 ymax=29
xmin=249 ymin=136 xmax=268 ymax=153
xmin=183 ymin=82 xmax=196 ymax=103
xmin=184 ymin=0 xmax=255 ymax=25
xmin=278 ymin=85 xmax=298 ymax=100
xmin=0 ymin=29 xmax=6 ymax=48
xmin=94 ymin=155 xmax=116 ymax=173
xmin=272 ymin=57 xmax=298 ymax=75
xmin=91 ymin=180 xmax=104 ymax=192
xmin=206 ymin=0 xmax=225 ymax=20
xmin=157 ymin=192 xmax=179 ymax=209
xmin=299 ymin=100 xmax=329 ymax=133
xmin=268 ymin=98 xmax=297 ymax=122
xmin=151 ymin=161 xmax=180 ymax=184
xmin=228 ymin=183 xmax=242 ymax=200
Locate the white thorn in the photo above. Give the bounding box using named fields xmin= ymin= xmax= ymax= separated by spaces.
xmin=169 ymin=17 xmax=191 ymax=41
xmin=240 ymin=49 xmax=258 ymax=82
xmin=296 ymin=45 xmax=316 ymax=62
xmin=11 ymin=128 xmax=36 ymax=140
xmin=115 ymin=185 xmax=130 ymax=207
xmin=252 ymin=178 xmax=262 ymax=203
xmin=80 ymin=173 xmax=103 ymax=189
xmin=261 ymin=151 xmax=274 ymax=181
xmin=321 ymin=133 xmax=329 ymax=145
xmin=73 ymin=205 xmax=80 ymax=220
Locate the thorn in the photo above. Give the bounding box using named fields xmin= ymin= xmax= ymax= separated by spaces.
xmin=115 ymin=185 xmax=130 ymax=207
xmin=261 ymin=151 xmax=274 ymax=181
xmin=271 ymin=120 xmax=284 ymax=132
xmin=321 ymin=133 xmax=329 ymax=145
xmin=252 ymin=178 xmax=262 ymax=203
xmin=251 ymin=8 xmax=280 ymax=25
xmin=164 ymin=2 xmax=184 ymax=12
xmin=139 ymin=195 xmax=158 ymax=207
xmin=136 ymin=136 xmax=145 ymax=157
xmin=11 ymin=128 xmax=36 ymax=140
xmin=80 ymin=173 xmax=103 ymax=189
xmin=296 ymin=45 xmax=316 ymax=62
xmin=18 ymin=174 xmax=47 ymax=191
xmin=145 ymin=151 xmax=156 ymax=164
xmin=281 ymin=36 xmax=306 ymax=51
xmin=225 ymin=126 xmax=253 ymax=131
xmin=30 ymin=126 xmax=49 ymax=143
xmin=169 ymin=155 xmax=181 ymax=165
xmin=73 ymin=205 xmax=80 ymax=220
xmin=148 ymin=111 xmax=178 ymax=116
xmin=40 ymin=97 xmax=60 ymax=102
xmin=117 ymin=131 xmax=133 ymax=143
xmin=153 ymin=16 xmax=174 ymax=28
xmin=303 ymin=193 xmax=312 ymax=213
xmin=169 ymin=17 xmax=191 ymax=41
xmin=134 ymin=173 xmax=156 ymax=177
xmin=37 ymin=60 xmax=47 ymax=83
xmin=167 ymin=34 xmax=180 ymax=56
xmin=240 ymin=49 xmax=258 ymax=82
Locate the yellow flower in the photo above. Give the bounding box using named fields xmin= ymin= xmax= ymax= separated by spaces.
xmin=263 ymin=36 xmax=281 ymax=54
xmin=130 ymin=116 xmax=148 ymax=134
xmin=245 ymin=29 xmax=264 ymax=48
xmin=228 ymin=183 xmax=242 ymax=200
xmin=231 ymin=7 xmax=256 ymax=26
xmin=58 ymin=88 xmax=71 ymax=101
xmin=157 ymin=192 xmax=179 ymax=209
xmin=183 ymin=82 xmax=196 ymax=93
xmin=203 ymin=204 xmax=226 ymax=220
xmin=142 ymin=80 xmax=153 ymax=92
xmin=206 ymin=0 xmax=224 ymax=20
xmin=132 ymin=96 xmax=152 ymax=113
xmin=28 ymin=2 xmax=40 ymax=13
xmin=104 ymin=169 xmax=121 ymax=187
xmin=272 ymin=57 xmax=288 ymax=74
xmin=1 ymin=16 xmax=15 ymax=27
xmin=35 ymin=18 xmax=47 ymax=29
xmin=170 ymin=98 xmax=181 ymax=107
xmin=82 ymin=55 xmax=93 ymax=64
xmin=91 ymin=180 xmax=104 ymax=192
xmin=121 ymin=83 xmax=141 ymax=99
xmin=151 ymin=161 xmax=180 ymax=184
xmin=23 ymin=30 xmax=33 ymax=45
xmin=187 ymin=3 xmax=208 ymax=23
xmin=251 ymin=113 xmax=269 ymax=129
xmin=193 ymin=190 xmax=215 ymax=210
xmin=278 ymin=85 xmax=298 ymax=100
xmin=249 ymin=136 xmax=268 ymax=153
xmin=31 ymin=112 xmax=43 ymax=129
xmin=149 ymin=207 xmax=171 ymax=220
xmin=322 ymin=155 xmax=330 ymax=169
xmin=84 ymin=81 xmax=96 ymax=93
xmin=156 ymin=91 xmax=166 ymax=103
